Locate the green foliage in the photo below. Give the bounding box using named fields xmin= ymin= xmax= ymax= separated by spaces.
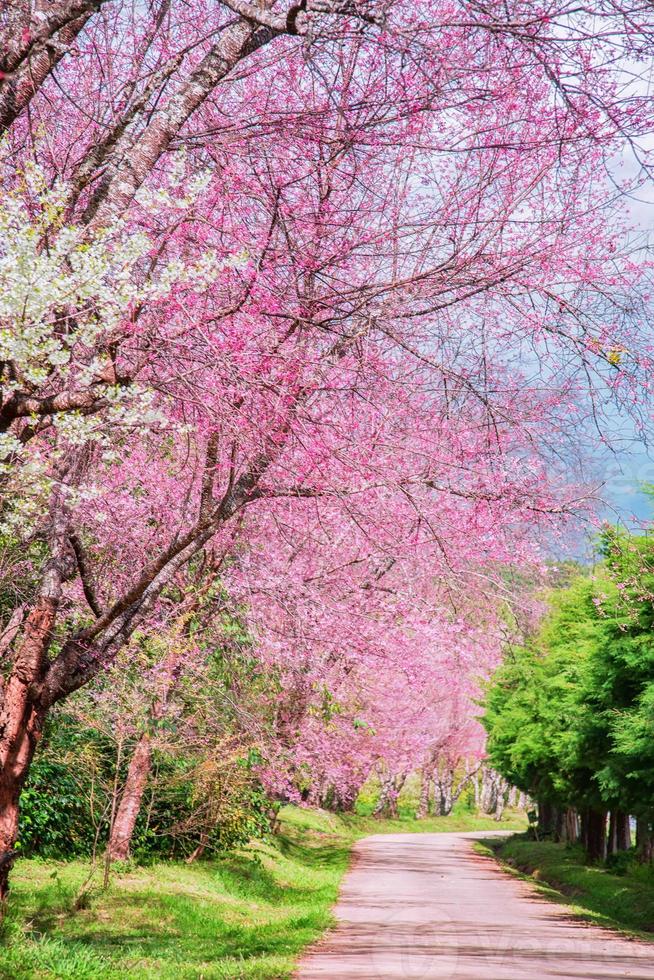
xmin=605 ymin=848 xmax=635 ymax=876
xmin=18 ymin=710 xmax=273 ymax=863
xmin=19 ymin=759 xmax=98 ymax=859
xmin=483 ymin=575 xmax=608 ymax=809
xmin=18 ymin=715 xmax=111 ymax=859
xmin=130 ymin=754 xmax=272 ymax=861
xmin=483 ymin=528 xmax=654 ymax=820
xmin=17 ymin=596 xmax=278 ymax=865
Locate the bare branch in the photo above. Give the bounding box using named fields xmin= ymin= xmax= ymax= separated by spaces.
xmin=69 ymin=532 xmax=103 ymax=619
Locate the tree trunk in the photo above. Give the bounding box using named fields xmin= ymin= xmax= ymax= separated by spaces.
xmin=86 ymin=19 xmax=277 ymax=229
xmin=185 ymin=836 xmax=208 ymax=864
xmin=553 ymin=807 xmax=565 ymax=842
xmin=374 ymin=774 xmax=394 ymax=818
xmin=537 ymin=800 xmax=556 ymax=837
xmin=563 ymin=807 xmax=579 ymax=844
xmin=0 ymin=703 xmax=44 ymax=901
xmin=616 ymin=811 xmax=631 ymax=852
xmin=607 ymin=809 xmax=630 ymax=855
xmin=336 ymin=782 xmax=359 ymax=813
xmin=106 ymin=733 xmax=152 ymax=862
xmin=0 ymin=439 xmax=275 ymax=897
xmin=636 ymin=816 xmax=653 ymax=863
xmin=494 ymin=778 xmax=507 ymax=822
xmin=0 ymin=1 xmax=110 ymax=135
xmin=417 ymin=764 xmax=432 ymax=819
xmin=580 ymin=807 xmax=589 ymax=852
xmin=0 ymin=590 xmax=63 ymax=899
xmin=375 ymin=771 xmax=406 ymax=819
xmin=607 ymin=809 xmax=617 ymax=857
xmin=480 ymin=766 xmax=501 ymax=815
xmin=585 ymin=808 xmax=607 ymax=863
xmin=389 ymin=773 xmax=406 ymax=819
xmin=434 ymin=766 xmax=454 ymax=816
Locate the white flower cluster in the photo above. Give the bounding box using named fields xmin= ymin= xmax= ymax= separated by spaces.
xmin=134 ymin=147 xmax=213 ymax=213
xmin=1 ymin=158 xmax=240 ymax=397
xmin=0 ymin=159 xmax=239 ymax=535
xmin=0 ymin=176 xmax=149 ymax=391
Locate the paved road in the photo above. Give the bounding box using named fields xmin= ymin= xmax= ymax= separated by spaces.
xmin=297 ymin=832 xmax=654 ymax=979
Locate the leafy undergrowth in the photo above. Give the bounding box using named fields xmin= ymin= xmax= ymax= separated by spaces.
xmin=481 ymin=836 xmax=654 ymax=939
xmin=0 ymin=806 xmax=526 ymax=979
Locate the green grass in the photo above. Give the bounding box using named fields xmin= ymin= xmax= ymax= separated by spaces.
xmin=479 ymin=835 xmax=654 ymax=939
xmin=0 ymin=806 xmax=526 ymax=979
xmin=322 ymin=807 xmax=527 ymax=837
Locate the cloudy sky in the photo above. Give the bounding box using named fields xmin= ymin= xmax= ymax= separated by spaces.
xmin=605 ymin=137 xmax=654 ymax=525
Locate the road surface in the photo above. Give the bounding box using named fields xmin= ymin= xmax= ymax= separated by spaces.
xmin=297 ymin=832 xmax=654 ymax=979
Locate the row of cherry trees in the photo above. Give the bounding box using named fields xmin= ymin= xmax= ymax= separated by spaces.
xmin=1 ymin=0 xmax=654 ymax=897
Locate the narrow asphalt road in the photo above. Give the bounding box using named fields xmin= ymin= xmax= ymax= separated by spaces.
xmin=297 ymin=832 xmax=654 ymax=979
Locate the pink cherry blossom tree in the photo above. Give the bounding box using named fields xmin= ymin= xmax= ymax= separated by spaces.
xmin=0 ymin=1 xmax=653 ymax=899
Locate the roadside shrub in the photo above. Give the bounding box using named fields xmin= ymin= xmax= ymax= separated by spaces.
xmin=18 ymin=714 xmax=272 ymax=863
xmin=18 ymin=716 xmax=111 ymax=859
xmin=133 ymin=752 xmax=272 ymax=860
xmin=605 ymin=848 xmax=636 ymax=876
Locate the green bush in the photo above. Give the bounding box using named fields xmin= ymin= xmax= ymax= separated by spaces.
xmin=17 ymin=717 xmax=111 ymax=859
xmin=130 ymin=755 xmax=272 ymax=861
xmin=605 ymin=848 xmax=636 ymax=876
xmin=18 ymin=714 xmax=272 ymax=863
xmin=18 ymin=759 xmax=99 ymax=858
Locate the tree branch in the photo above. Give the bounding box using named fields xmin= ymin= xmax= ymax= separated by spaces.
xmin=0 ymin=390 xmax=109 ymax=432
xmin=69 ymin=532 xmax=103 ymax=619
xmin=199 ymin=432 xmax=220 ymax=521
xmin=0 ymin=1 xmax=111 ymax=133
xmin=84 ymin=18 xmax=278 ymax=228
xmin=0 ymin=606 xmax=26 ymax=661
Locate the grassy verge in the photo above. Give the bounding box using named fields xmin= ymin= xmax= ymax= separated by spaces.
xmin=478 ymin=835 xmax=654 ymax=939
xmin=281 ymin=803 xmax=526 ymax=838
xmin=0 ymin=806 xmax=526 ymax=979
